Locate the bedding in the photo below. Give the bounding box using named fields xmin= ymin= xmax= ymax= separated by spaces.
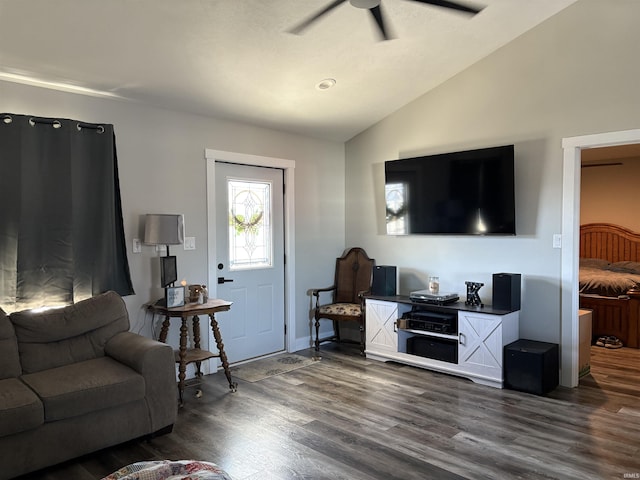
xmin=579 ymin=223 xmax=640 ymax=349
xmin=579 ymin=259 xmax=640 ymax=297
xmin=606 ymin=260 xmax=640 ymax=274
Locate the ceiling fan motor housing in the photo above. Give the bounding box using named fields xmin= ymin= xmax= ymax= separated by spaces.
xmin=350 ymin=0 xmax=381 ymax=8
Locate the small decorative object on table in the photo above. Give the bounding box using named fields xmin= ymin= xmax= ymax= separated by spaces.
xmin=465 ymin=281 xmax=484 ymax=307
xmin=188 ymin=284 xmax=202 ymax=303
xmin=428 ymin=276 xmax=440 ymax=294
xmin=165 ymin=286 xmax=185 ymax=308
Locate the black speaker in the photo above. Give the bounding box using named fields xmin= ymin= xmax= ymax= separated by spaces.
xmin=492 ymin=273 xmax=521 ymax=311
xmin=504 ymin=339 xmax=559 ymax=395
xmin=372 ymin=265 xmax=396 ymax=296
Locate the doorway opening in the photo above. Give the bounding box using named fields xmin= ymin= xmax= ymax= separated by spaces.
xmin=205 ymin=149 xmax=296 ymax=368
xmin=561 ymin=129 xmax=640 ymax=387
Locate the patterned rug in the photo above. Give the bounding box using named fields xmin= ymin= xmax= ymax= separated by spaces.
xmin=230 ymin=353 xmax=317 ymax=382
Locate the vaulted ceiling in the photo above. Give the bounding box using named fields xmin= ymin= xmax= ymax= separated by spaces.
xmin=0 ymin=0 xmax=578 ymax=142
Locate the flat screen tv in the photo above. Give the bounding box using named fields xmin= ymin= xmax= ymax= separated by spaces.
xmin=384 ymin=145 xmax=516 ymax=235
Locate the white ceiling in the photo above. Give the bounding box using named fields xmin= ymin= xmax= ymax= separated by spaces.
xmin=0 ymin=0 xmax=578 ymax=142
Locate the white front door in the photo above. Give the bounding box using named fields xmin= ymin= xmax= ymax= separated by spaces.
xmin=214 ymin=162 xmax=286 ymax=363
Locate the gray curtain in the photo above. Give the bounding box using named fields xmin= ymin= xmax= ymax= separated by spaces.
xmin=0 ymin=113 xmax=134 ymax=313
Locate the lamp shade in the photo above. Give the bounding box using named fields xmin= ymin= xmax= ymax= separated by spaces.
xmin=144 ymin=214 xmax=184 ymax=245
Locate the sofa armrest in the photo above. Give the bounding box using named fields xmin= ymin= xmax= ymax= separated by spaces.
xmin=105 ymin=331 xmax=170 ymax=373
xmin=105 ymin=332 xmax=177 ymax=430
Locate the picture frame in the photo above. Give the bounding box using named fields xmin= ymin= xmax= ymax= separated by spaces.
xmin=165 ymin=286 xmax=185 ymax=308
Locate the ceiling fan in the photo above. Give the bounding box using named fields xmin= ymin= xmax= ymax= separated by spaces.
xmin=289 ymin=0 xmax=485 ymax=41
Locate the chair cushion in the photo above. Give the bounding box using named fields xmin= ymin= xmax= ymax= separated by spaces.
xmin=20 ymin=356 xmax=145 ymax=422
xmin=0 ymin=377 xmax=44 ymax=437
xmin=318 ymin=303 xmax=361 ymax=316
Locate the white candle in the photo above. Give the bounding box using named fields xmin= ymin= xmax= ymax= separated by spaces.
xmin=428 ymin=276 xmax=439 ymax=294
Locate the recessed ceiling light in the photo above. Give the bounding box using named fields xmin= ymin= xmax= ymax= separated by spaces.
xmin=316 ymin=78 xmax=336 ymax=91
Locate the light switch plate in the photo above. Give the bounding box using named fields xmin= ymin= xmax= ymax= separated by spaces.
xmin=184 ymin=237 xmax=196 ymax=250
xmin=132 ymin=238 xmax=142 ymax=253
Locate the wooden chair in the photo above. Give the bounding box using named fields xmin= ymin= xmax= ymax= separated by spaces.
xmin=311 ymin=247 xmax=375 ymax=354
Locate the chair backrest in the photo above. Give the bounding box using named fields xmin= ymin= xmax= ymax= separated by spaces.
xmin=333 ymin=248 xmax=375 ymax=304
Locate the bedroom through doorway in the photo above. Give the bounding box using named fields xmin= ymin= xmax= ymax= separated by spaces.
xmin=578 ymin=142 xmax=640 ymax=389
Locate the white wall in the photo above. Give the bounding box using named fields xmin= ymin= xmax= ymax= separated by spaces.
xmin=344 ymin=0 xmax=640 ymax=385
xmin=1 ymin=81 xmax=345 ymax=351
xmin=581 ymin=157 xmax=640 ymax=231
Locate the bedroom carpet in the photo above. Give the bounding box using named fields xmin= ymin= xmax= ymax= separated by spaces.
xmin=230 ymin=353 xmax=317 ymax=382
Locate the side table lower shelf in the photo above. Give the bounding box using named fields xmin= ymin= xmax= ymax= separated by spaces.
xmin=177 ymin=348 xmax=218 ymax=365
xmin=174 ymin=348 xmax=223 ymax=400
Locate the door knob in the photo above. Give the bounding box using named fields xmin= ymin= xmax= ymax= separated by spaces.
xmin=217 ymin=277 xmax=234 ymax=284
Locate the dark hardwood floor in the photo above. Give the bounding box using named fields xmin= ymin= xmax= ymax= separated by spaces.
xmin=17 ymin=344 xmax=640 ymax=480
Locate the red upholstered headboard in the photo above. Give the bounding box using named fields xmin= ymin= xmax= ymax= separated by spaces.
xmin=580 ymin=223 xmax=640 ymax=263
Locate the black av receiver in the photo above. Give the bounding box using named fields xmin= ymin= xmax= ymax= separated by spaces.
xmin=398 ymin=309 xmax=457 ymax=335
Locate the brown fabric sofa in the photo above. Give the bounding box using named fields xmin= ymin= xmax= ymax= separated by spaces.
xmin=0 ymin=291 xmax=178 ymax=479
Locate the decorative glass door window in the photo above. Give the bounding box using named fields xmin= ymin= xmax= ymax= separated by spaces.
xmin=228 ymin=179 xmax=272 ymax=270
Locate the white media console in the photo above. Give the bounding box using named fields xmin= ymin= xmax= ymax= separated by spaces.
xmin=365 ymin=296 xmax=520 ymax=388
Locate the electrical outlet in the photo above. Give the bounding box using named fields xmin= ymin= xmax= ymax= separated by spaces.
xmin=184 ymin=237 xmax=196 ymax=250
xmin=132 ymin=238 xmax=142 ymax=253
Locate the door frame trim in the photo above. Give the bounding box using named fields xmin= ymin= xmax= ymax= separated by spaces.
xmin=561 ymin=128 xmax=640 ymax=387
xmin=205 ymin=149 xmax=296 ymax=357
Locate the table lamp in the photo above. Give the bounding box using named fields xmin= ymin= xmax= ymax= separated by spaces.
xmin=144 ymin=214 xmax=184 ymax=287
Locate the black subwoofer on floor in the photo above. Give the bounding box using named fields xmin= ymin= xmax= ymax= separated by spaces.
xmin=372 ymin=265 xmax=397 ymax=296
xmin=504 ymin=339 xmax=559 ymax=395
xmin=492 ymin=273 xmax=521 ymax=311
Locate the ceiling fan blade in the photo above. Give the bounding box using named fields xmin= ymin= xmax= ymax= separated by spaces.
xmin=368 ymin=5 xmax=393 ymax=41
xmin=406 ymin=0 xmax=484 ymax=15
xmin=288 ymin=0 xmax=349 ymax=35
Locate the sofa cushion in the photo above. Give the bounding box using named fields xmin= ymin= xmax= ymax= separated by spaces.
xmin=0 ymin=310 xmax=21 ymax=379
xmin=0 ymin=377 xmax=44 ymax=437
xmin=21 ymin=356 xmax=145 ymax=422
xmin=10 ymin=291 xmax=130 ymax=374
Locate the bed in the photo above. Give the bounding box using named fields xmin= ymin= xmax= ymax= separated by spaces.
xmin=579 ymin=223 xmax=640 ymax=348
